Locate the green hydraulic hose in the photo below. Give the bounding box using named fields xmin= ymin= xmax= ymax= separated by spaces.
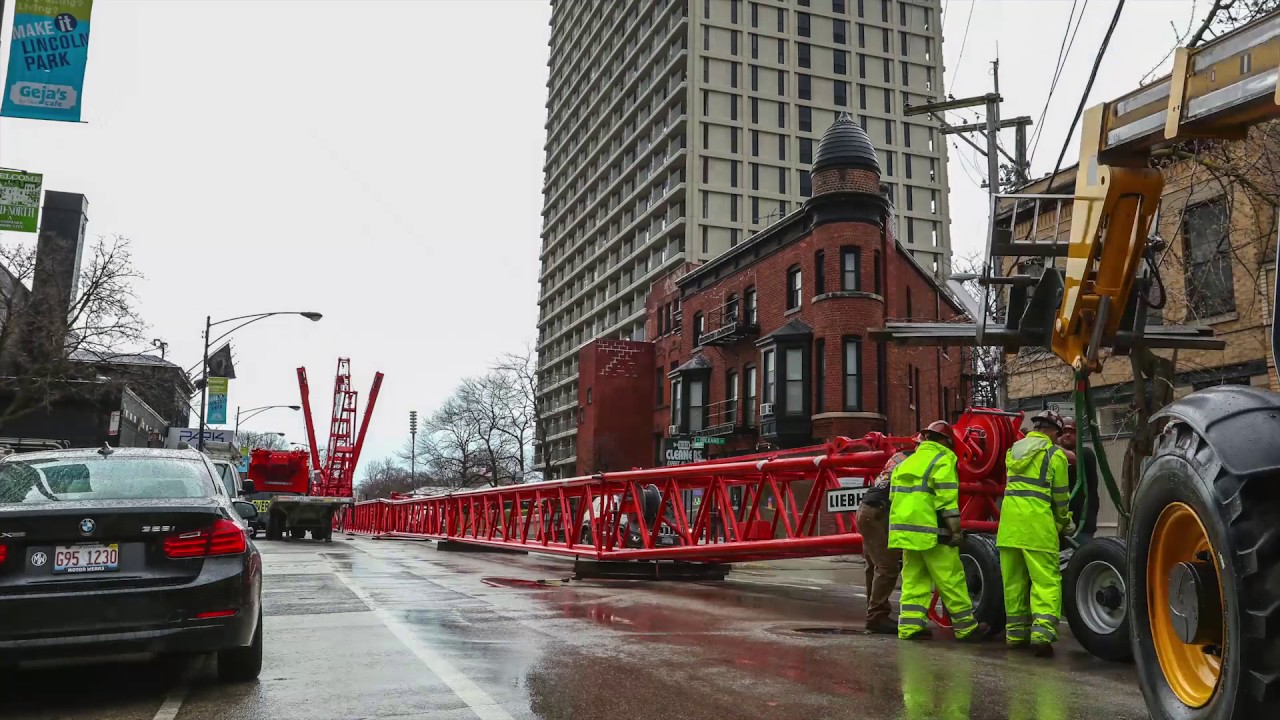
xmin=1072 ymin=369 xmax=1131 ymax=536
xmin=1069 ymin=379 xmax=1089 ymax=545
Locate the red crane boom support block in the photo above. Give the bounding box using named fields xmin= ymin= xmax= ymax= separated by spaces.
xmin=347 ymin=409 xmax=1024 ymax=564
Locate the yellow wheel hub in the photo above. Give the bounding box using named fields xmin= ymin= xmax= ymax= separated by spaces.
xmin=1148 ymin=502 xmax=1224 ymax=708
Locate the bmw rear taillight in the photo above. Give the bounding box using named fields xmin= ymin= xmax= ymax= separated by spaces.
xmin=0 ymin=543 xmax=7 ymax=565
xmin=164 ymin=519 xmax=247 ymax=559
xmin=207 ymin=519 xmax=248 ymax=556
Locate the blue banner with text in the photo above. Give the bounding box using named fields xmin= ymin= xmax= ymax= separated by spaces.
xmin=2 ymin=0 xmax=94 ymax=122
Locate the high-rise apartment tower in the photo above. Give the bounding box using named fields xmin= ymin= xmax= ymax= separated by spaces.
xmin=537 ymin=0 xmax=950 ymax=476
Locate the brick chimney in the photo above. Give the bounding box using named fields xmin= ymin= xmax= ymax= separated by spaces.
xmin=6 ymin=192 xmax=89 ymax=371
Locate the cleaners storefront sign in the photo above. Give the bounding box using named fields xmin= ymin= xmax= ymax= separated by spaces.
xmin=2 ymin=0 xmax=94 ymax=122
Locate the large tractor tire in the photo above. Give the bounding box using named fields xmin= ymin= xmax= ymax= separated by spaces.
xmin=1131 ymin=387 xmax=1280 ymax=719
xmin=1064 ymin=536 xmax=1131 ymax=662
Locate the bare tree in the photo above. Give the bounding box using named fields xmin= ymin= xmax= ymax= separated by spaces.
xmin=493 ymin=347 xmax=547 ymax=481
xmin=238 ymin=431 xmax=289 ymax=452
xmin=401 ymin=394 xmax=490 ymax=490
xmin=0 ymin=235 xmax=149 ymax=431
xmin=357 ymin=457 xmax=417 ymax=500
xmin=1188 ymin=0 xmax=1280 ymax=47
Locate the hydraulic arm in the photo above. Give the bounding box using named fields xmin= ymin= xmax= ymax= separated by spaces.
xmin=1057 ymin=10 xmax=1280 ymax=371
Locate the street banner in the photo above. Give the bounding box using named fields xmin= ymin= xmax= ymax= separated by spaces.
xmin=2 ymin=0 xmax=95 ymax=122
xmin=0 ymin=170 xmax=41 ymax=231
xmin=207 ymin=377 xmax=228 ymax=425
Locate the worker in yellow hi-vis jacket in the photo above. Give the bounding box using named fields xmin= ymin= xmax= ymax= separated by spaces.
xmin=888 ymin=421 xmax=988 ymax=642
xmin=997 ymin=410 xmax=1073 ymax=657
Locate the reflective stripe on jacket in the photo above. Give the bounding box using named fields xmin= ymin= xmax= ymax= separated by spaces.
xmin=996 ymin=432 xmax=1071 ymax=552
xmin=887 ymin=440 xmax=959 ymax=551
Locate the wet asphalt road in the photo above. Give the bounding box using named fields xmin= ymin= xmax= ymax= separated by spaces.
xmin=0 ymin=536 xmax=1150 ymax=720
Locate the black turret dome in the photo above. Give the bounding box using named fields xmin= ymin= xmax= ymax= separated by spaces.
xmin=813 ymin=112 xmax=880 ymax=174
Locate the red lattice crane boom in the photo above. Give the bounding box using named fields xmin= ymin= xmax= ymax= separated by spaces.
xmin=296 ymin=358 xmax=385 ymax=498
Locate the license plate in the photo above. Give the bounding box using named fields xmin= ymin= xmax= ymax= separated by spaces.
xmin=53 ymin=544 xmax=120 ymax=574
xmin=252 ymin=500 xmax=272 ymax=513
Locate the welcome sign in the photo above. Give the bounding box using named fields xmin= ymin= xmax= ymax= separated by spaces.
xmin=2 ymin=0 xmax=94 ymax=122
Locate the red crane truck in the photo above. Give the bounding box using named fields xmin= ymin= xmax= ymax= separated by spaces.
xmin=247 ymin=358 xmax=384 ymax=542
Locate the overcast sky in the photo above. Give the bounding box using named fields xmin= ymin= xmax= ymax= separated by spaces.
xmin=0 ymin=0 xmax=1208 ymax=477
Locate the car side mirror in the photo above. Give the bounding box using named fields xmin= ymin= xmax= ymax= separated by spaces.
xmin=241 ymin=480 xmax=256 ymax=496
xmin=233 ymin=500 xmax=259 ymax=521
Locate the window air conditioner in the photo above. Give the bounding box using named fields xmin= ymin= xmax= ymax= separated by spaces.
xmin=760 ymin=403 xmax=775 ymax=417
xmin=667 ymin=424 xmax=680 ymax=436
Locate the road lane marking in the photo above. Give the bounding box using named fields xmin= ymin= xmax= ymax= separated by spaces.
xmin=152 ymin=657 xmax=201 ymax=720
xmin=726 ymin=577 xmax=823 ymax=591
xmin=331 ymin=570 xmax=516 ymax=720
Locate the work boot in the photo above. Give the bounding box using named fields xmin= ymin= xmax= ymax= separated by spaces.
xmin=865 ymin=618 xmax=897 ymax=635
xmin=1031 ymin=642 xmax=1054 ymax=658
xmin=956 ymin=622 xmax=991 ymax=643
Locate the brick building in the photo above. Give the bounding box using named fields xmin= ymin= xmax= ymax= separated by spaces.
xmin=575 ymin=115 xmax=967 ymax=474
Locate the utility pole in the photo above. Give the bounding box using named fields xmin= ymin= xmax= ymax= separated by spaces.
xmin=409 ymin=410 xmax=418 ymax=487
xmin=905 ymin=59 xmax=1031 ymax=410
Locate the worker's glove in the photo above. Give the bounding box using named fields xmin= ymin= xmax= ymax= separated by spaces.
xmin=943 ymin=516 xmax=964 ymax=547
xmin=1061 ymin=522 xmax=1077 ymax=538
xmin=938 ymin=531 xmax=964 ymax=547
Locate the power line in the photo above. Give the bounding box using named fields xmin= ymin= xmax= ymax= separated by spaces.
xmin=1029 ymin=0 xmax=1089 ymax=162
xmin=949 ymin=1 xmax=977 ymax=89
xmin=1048 ymin=0 xmax=1127 ymax=186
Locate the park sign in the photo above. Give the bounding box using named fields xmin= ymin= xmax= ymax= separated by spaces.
xmin=2 ymin=0 xmax=94 ymax=122
xmin=0 ymin=170 xmax=41 ymax=231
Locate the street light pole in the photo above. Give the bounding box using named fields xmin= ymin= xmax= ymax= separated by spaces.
xmin=198 ymin=315 xmax=211 ymax=451
xmin=235 ymin=405 xmax=301 ymax=435
xmin=409 ymin=410 xmax=418 ymax=486
xmin=191 ymin=311 xmax=321 ymax=452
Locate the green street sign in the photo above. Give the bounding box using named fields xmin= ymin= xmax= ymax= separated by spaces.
xmin=0 ymin=170 xmax=41 ymax=232
xmin=693 ymin=436 xmax=726 ymax=446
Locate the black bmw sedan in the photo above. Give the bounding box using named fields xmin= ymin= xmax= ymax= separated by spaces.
xmin=0 ymin=445 xmax=264 ymax=682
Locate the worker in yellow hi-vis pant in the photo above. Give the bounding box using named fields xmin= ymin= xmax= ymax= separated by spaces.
xmin=998 ymin=410 xmax=1073 ymax=657
xmin=888 ymin=421 xmax=989 ymax=642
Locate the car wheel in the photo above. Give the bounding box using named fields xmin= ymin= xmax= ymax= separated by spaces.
xmin=312 ymin=526 xmax=331 ymax=542
xmin=1064 ymin=536 xmax=1132 ymax=662
xmin=217 ymin=610 xmax=263 ymax=683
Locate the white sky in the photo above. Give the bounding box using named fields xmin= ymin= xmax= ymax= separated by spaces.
xmin=0 ymin=0 xmax=1208 ymax=476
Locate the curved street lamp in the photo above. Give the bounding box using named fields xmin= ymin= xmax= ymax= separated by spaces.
xmin=197 ymin=312 xmax=322 ymax=450
xmin=235 ymin=404 xmax=301 ymax=435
